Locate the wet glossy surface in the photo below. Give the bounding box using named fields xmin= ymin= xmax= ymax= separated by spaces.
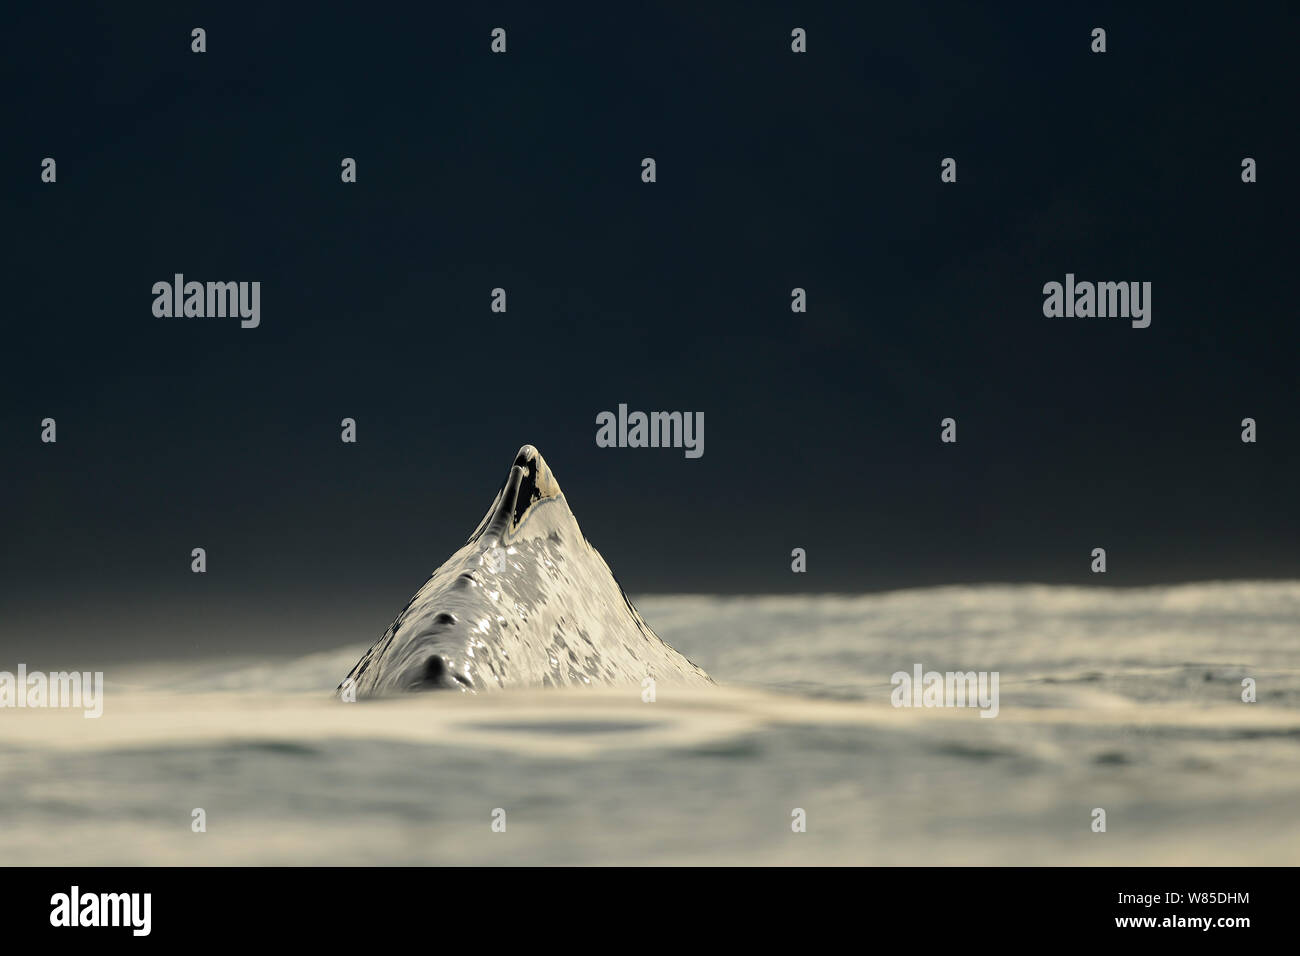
xmin=339 ymin=446 xmax=712 ymax=695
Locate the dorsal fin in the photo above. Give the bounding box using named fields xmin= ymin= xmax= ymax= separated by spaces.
xmin=469 ymin=444 xmax=564 ymax=543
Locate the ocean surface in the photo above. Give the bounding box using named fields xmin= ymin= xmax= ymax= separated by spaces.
xmin=3 ymin=582 xmax=1299 ymax=866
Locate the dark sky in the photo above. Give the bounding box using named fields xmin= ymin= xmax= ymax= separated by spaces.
xmin=2 ymin=3 xmax=1297 ymax=660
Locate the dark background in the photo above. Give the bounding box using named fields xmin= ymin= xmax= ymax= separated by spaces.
xmin=2 ymin=2 xmax=1296 ymax=662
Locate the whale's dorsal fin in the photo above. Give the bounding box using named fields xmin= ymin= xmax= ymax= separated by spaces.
xmin=341 ymin=443 xmax=713 ymax=695
xmin=469 ymin=444 xmax=566 ymax=543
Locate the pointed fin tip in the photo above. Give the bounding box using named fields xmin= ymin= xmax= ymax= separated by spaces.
xmin=510 ymin=444 xmax=561 ymax=500
xmin=481 ymin=444 xmax=564 ymax=539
